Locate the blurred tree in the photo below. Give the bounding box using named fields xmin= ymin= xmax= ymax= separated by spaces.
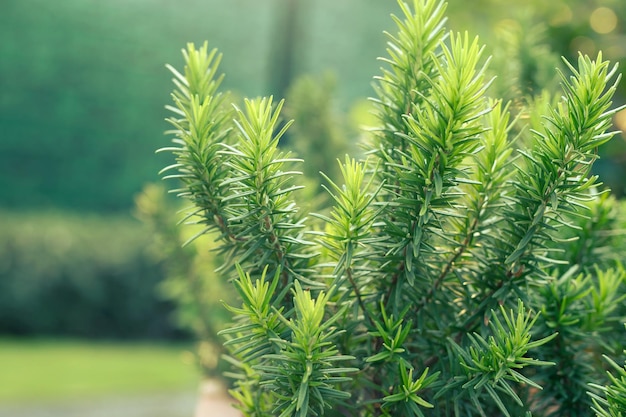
xmin=1 ymin=0 xmax=624 ymax=211
xmin=284 ymin=73 xmax=352 ymax=200
xmin=268 ymin=0 xmax=302 ymax=104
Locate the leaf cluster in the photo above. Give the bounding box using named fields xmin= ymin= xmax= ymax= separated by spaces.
xmin=159 ymin=1 xmax=626 ymax=416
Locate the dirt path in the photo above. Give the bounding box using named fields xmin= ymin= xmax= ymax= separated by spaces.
xmin=194 ymin=380 xmax=242 ymax=417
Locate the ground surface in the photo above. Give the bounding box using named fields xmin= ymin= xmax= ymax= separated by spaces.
xmin=0 ymin=391 xmax=197 ymax=417
xmin=0 ymin=338 xmax=228 ymax=417
xmin=0 ymin=382 xmax=241 ymax=417
xmin=194 ymin=380 xmax=242 ymax=417
xmin=0 ymin=338 xmax=198 ymax=402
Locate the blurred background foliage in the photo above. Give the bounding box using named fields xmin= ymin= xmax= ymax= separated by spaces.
xmin=0 ymin=0 xmax=625 ymax=345
xmin=0 ymin=210 xmax=181 ymax=339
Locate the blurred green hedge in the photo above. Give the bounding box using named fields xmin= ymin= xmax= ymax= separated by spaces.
xmin=1 ymin=0 xmax=624 ymax=212
xmin=0 ymin=211 xmax=184 ymax=340
xmin=0 ymin=0 xmax=396 ymax=212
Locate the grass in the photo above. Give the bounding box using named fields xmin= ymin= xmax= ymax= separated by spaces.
xmin=0 ymin=338 xmax=199 ymax=404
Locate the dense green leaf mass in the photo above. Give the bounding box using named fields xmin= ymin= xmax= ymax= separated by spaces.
xmin=160 ymin=1 xmax=626 ymax=416
xmin=0 ymin=211 xmax=182 ymax=339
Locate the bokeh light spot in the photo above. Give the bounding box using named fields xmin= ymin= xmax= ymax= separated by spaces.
xmin=590 ymin=7 xmax=618 ymax=34
xmin=615 ymin=109 xmax=626 ymax=135
xmin=550 ymin=5 xmax=573 ymax=27
xmin=570 ymin=36 xmax=597 ymax=56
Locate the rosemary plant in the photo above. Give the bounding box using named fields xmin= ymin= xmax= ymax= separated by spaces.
xmin=159 ymin=1 xmax=626 ymax=415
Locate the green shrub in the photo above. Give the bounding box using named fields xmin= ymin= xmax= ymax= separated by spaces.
xmin=0 ymin=211 xmax=181 ymax=339
xmin=160 ymin=0 xmax=626 ymax=415
xmin=135 ymin=76 xmax=355 ymax=375
xmin=135 ymin=183 xmax=236 ymax=375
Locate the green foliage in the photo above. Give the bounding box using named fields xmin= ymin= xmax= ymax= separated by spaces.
xmin=4 ymin=0 xmax=624 ymax=212
xmin=488 ymin=18 xmax=561 ymax=103
xmin=590 ymin=345 xmax=626 ymax=417
xmin=257 ymin=281 xmax=356 ymax=417
xmin=0 ymin=211 xmax=180 ymax=339
xmin=284 ymin=73 xmax=352 ymax=198
xmin=446 ymin=301 xmax=556 ymax=417
xmin=135 ymin=183 xmax=236 ymax=375
xmin=160 ymin=0 xmax=626 ymax=415
xmin=0 ymin=0 xmax=277 ymax=212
